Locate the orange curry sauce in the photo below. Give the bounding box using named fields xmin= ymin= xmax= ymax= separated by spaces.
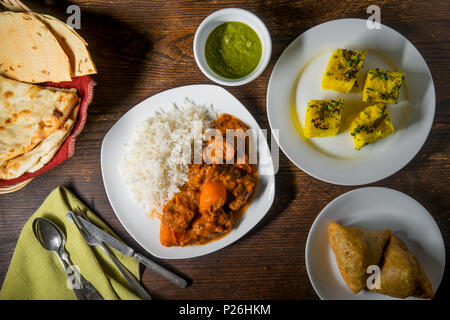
xmin=159 ymin=114 xmax=258 ymax=247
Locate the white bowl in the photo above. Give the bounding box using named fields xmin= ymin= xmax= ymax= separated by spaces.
xmin=193 ymin=8 xmax=272 ymax=86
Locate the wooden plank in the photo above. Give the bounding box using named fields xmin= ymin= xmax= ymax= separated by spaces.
xmin=0 ymin=0 xmax=448 ymax=299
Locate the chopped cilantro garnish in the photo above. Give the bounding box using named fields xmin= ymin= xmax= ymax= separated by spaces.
xmin=345 ymin=70 xmax=357 ymax=80
xmin=370 ymin=68 xmax=392 ymax=81
xmin=372 ymin=105 xmax=388 ymax=128
xmin=351 ymin=124 xmax=371 ymax=136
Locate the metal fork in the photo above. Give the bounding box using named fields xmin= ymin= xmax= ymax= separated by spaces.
xmin=69 ymin=208 xmax=152 ymax=300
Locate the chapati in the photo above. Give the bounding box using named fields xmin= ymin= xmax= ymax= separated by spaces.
xmin=32 ymin=13 xmax=97 ymax=77
xmin=0 ymin=11 xmax=72 ymax=83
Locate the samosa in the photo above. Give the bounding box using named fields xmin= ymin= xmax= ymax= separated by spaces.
xmin=373 ymin=235 xmax=434 ymax=299
xmin=328 ymin=222 xmax=391 ymax=294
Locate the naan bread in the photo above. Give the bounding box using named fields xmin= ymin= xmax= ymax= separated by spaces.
xmin=373 ymin=235 xmax=434 ymax=299
xmin=0 ymin=103 xmax=79 ymax=180
xmin=0 ymin=11 xmax=72 ymax=83
xmin=0 ymin=75 xmax=78 ymax=161
xmin=328 ymin=222 xmax=391 ymax=294
xmin=31 ymin=13 xmax=97 ymax=77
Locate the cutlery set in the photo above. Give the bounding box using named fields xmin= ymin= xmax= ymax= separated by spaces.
xmin=33 ymin=208 xmax=187 ymax=300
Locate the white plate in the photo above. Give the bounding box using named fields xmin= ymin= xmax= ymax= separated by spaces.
xmin=101 ymin=85 xmax=275 ymax=259
xmin=305 ymin=187 xmax=445 ymax=300
xmin=267 ymin=19 xmax=435 ymax=185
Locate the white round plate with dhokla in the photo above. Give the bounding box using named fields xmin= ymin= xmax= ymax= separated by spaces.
xmin=267 ymin=19 xmax=435 ymax=185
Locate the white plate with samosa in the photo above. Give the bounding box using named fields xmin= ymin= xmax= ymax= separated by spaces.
xmin=306 ymin=187 xmax=445 ymax=300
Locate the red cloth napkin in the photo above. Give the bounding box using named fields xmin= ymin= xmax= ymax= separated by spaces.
xmin=0 ymin=76 xmax=95 ymax=187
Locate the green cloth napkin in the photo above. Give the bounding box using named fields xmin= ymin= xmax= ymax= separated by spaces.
xmin=0 ymin=186 xmax=141 ymax=300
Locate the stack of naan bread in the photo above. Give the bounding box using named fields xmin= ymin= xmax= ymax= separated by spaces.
xmin=0 ymin=11 xmax=96 ymax=82
xmin=0 ymin=11 xmax=96 ymax=180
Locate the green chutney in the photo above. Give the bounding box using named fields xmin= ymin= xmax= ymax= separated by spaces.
xmin=205 ymin=21 xmax=262 ymax=79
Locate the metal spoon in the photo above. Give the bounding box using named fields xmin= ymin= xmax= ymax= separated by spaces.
xmin=33 ymin=217 xmax=103 ymax=300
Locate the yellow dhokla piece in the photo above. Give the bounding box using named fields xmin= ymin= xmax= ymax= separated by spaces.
xmin=304 ymin=99 xmax=344 ymax=138
xmin=362 ymin=68 xmax=405 ymax=104
xmin=321 ymin=49 xmax=367 ymax=93
xmin=349 ymin=103 xmax=394 ymax=150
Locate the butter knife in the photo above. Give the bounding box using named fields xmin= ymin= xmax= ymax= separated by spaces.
xmin=66 ymin=213 xmax=188 ymax=288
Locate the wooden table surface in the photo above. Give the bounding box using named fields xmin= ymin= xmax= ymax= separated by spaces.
xmin=0 ymin=0 xmax=448 ymax=300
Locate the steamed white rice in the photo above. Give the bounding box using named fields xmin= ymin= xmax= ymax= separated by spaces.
xmin=119 ymin=99 xmax=213 ymax=214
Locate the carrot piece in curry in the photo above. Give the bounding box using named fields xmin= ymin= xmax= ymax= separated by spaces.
xmin=160 ymin=222 xmax=178 ymax=247
xmin=199 ymin=180 xmax=227 ymax=214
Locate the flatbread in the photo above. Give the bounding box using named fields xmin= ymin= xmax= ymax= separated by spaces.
xmin=328 ymin=222 xmax=391 ymax=294
xmin=0 ymin=11 xmax=72 ymax=83
xmin=0 ymin=75 xmax=78 ymax=161
xmin=0 ymin=103 xmax=79 ymax=180
xmin=28 ymin=101 xmax=80 ymax=173
xmin=37 ymin=14 xmax=88 ymax=46
xmin=31 ymin=13 xmax=97 ymax=77
xmin=373 ymin=235 xmax=434 ymax=299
